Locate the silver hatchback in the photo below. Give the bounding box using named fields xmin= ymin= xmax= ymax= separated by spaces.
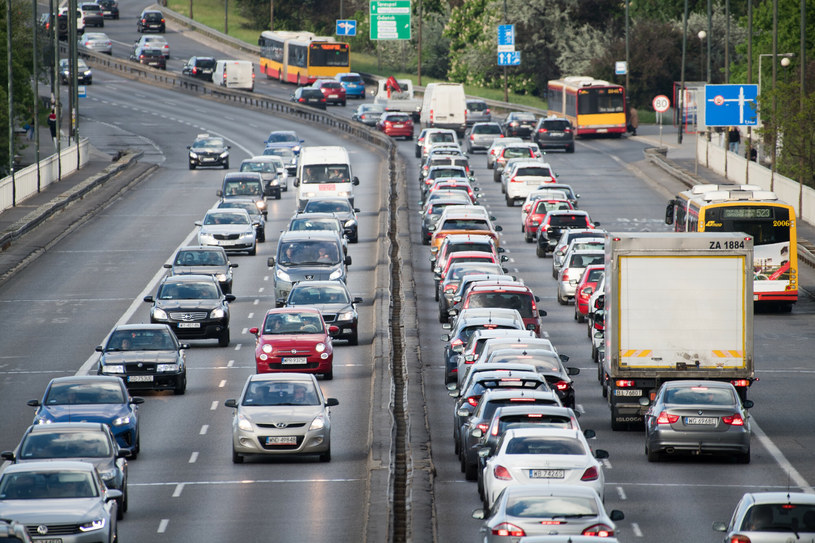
xmin=466 ymin=122 xmax=503 ymax=153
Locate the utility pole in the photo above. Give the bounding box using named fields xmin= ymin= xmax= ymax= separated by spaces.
xmin=7 ymin=0 xmax=15 ymax=204
xmin=417 ymin=0 xmax=422 ymax=85
xmin=678 ymin=0 xmax=688 ymax=144
xmin=33 ymin=0 xmax=41 ymax=192
xmin=770 ymin=0 xmax=777 ymax=190
xmin=625 ymin=0 xmax=629 ymax=94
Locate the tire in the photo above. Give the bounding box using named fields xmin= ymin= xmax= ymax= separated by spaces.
xmin=464 ymin=457 xmax=478 ymax=481
xmin=111 ymin=524 xmax=118 ymax=543
xmin=223 ymin=160 xmax=229 ymax=170
xmin=319 ymin=448 xmax=331 ymax=462
xmin=99 ymin=21 xmax=104 ymax=27
xmin=348 ymin=329 xmax=358 ymax=346
xmin=121 ymin=483 xmax=128 ymax=513
xmin=116 ymin=497 xmax=124 ymax=520
xmin=737 ymin=449 xmax=751 ymax=464
xmin=552 ymin=267 xmax=558 ymax=279
xmin=248 ymin=244 xmax=256 ymax=256
xmin=576 ymin=310 xmax=586 ymax=323
xmin=173 ymin=374 xmax=186 ymax=395
xmin=567 ymin=144 xmax=575 ymax=153
xmin=536 ymin=245 xmax=546 ymax=258
xmin=218 ymin=328 xmax=230 ymax=347
xmin=232 ymin=448 xmax=244 ymax=464
xmin=415 ymin=147 xmax=421 ymax=158
xmin=524 ymin=232 xmax=533 ymax=243
xmin=342 ymin=100 xmax=346 ymax=107
xmin=557 ymin=289 xmax=567 ymax=305
xmin=646 ymin=443 xmax=661 ymax=462
xmin=324 ymin=368 xmax=334 ymax=380
xmin=259 ymin=229 xmax=266 ymax=243
xmin=505 ymin=196 xmax=512 ymax=207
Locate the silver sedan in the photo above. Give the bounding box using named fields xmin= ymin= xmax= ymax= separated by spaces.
xmin=79 ymin=32 xmax=112 ymax=55
xmin=224 ymin=373 xmax=339 ymax=463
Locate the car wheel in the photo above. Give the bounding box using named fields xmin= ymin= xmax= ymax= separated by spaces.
xmin=505 ymin=196 xmax=512 ymax=207
xmin=173 ymin=374 xmax=186 ymax=395
xmin=189 ymin=162 xmax=195 ymax=170
xmin=319 ymin=448 xmax=331 ymax=462
xmin=536 ymin=245 xmax=546 ymax=258
xmin=646 ymin=443 xmax=661 ymax=462
xmin=415 ymin=148 xmax=421 ymax=158
xmin=342 ymin=100 xmax=346 ymax=106
xmin=524 ymin=232 xmax=533 ymax=243
xmin=557 ymin=290 xmax=567 ymax=305
xmin=116 ymin=496 xmax=124 ymax=520
xmin=248 ymin=244 xmax=256 ymax=256
xmin=348 ymin=329 xmax=359 ymax=346
xmin=567 ymin=144 xmax=575 ymax=153
xmin=323 ymin=368 xmax=334 ymax=380
xmin=275 ymin=191 xmax=281 ymax=200
xmin=464 ymin=458 xmax=478 ymax=481
xmin=218 ymin=328 xmax=230 ymax=347
xmin=110 ymin=523 xmax=118 ymax=543
xmin=737 ymin=449 xmax=751 ymax=464
xmin=576 ymin=309 xmax=585 ymax=323
xmin=232 ymin=448 xmax=244 ymax=464
xmin=223 ymin=160 xmax=229 ymax=169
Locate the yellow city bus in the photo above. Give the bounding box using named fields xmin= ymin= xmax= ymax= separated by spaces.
xmin=666 ymin=184 xmax=798 ymax=308
xmin=546 ymin=76 xmax=626 ymax=136
xmin=258 ymin=31 xmax=350 ymax=86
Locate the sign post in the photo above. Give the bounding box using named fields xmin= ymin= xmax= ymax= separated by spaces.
xmin=497 ymin=25 xmax=516 ymax=102
xmin=652 ymin=94 xmax=670 ymax=146
xmin=370 ymin=0 xmax=411 ymax=40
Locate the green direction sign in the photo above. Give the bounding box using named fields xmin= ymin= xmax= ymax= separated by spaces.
xmin=370 ymin=0 xmax=411 ymax=40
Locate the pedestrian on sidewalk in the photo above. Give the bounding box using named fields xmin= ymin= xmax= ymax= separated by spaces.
xmin=627 ymin=103 xmax=639 ymax=136
xmin=728 ymin=126 xmax=740 ymax=154
xmin=25 ymin=117 xmax=34 ymax=141
xmin=48 ymin=108 xmax=57 ymax=146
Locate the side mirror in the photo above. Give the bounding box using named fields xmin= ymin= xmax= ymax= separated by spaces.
xmin=441 ymin=334 xmax=451 ymax=342
xmin=249 ymin=327 xmax=259 ymax=335
xmin=594 ymin=449 xmax=609 ymax=459
xmin=95 ymin=345 xmax=104 ymax=352
xmin=267 ymin=257 xmax=275 ymax=267
xmin=470 ymin=428 xmax=483 ymax=438
xmin=559 ymin=354 xmax=570 ymax=363
xmin=456 ymin=407 xmax=470 ymax=417
xmin=163 ymin=263 xmax=172 ymax=269
xmin=345 ymin=255 xmax=352 ymax=266
xmin=180 ymin=344 xmax=190 ymax=350
xmin=534 ymin=296 xmax=540 ymax=302
xmin=216 ymin=190 xmax=223 ymax=197
xmin=500 ymin=256 xmax=509 ymax=262
xmin=230 ymin=263 xmax=239 ymax=268
xmin=665 ymin=201 xmax=675 ymax=225
xmin=293 ymin=179 xmax=299 ymax=187
xmin=325 ymin=398 xmax=339 ymax=407
xmin=224 ymin=399 xmax=238 ymax=408
xmin=1 ymin=451 xmax=15 ymax=461
xmin=441 ymin=323 xmax=451 ymax=330
xmin=567 ymin=367 xmax=580 ymax=376
xmin=497 ymin=247 xmax=505 ymax=253
xmin=328 ymin=325 xmax=340 ymax=336
xmin=354 ymin=208 xmax=361 ymax=213
xmin=225 ymin=294 xmax=237 ymax=303
xmin=352 ymin=176 xmax=360 ymax=186
xmin=116 ymin=449 xmax=131 ymax=459
xmin=472 ymin=508 xmax=486 ymax=520
xmin=353 ymin=297 xmax=363 ymax=304
xmin=27 ymin=399 xmax=41 ymax=407
xmin=610 ymin=510 xmax=625 ymax=522
xmin=494 ymin=225 xmax=503 ymax=232
xmin=105 ymin=489 xmax=123 ymax=502
xmin=712 ymin=522 xmax=728 ymax=533
xmin=194 ymin=221 xmax=202 ymax=227
xmin=143 ymin=296 xmax=154 ymax=303
xmin=186 ymin=146 xmax=191 ymax=150
xmin=743 ymin=399 xmax=754 ymax=409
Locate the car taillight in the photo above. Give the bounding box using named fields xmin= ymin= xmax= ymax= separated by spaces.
xmin=450 ymin=338 xmax=463 ymax=348
xmin=728 ymin=536 xmax=751 ymax=543
xmin=581 ymin=466 xmax=600 ymax=481
xmin=731 ymin=379 xmax=751 ymax=388
xmin=538 ymin=128 xmax=548 ymax=133
xmin=469 ymin=134 xmax=474 ymax=141
xmin=564 ymin=127 xmax=572 ymax=133
xmin=477 ymin=423 xmax=489 ymax=433
xmin=493 ymin=465 xmax=512 ymax=480
xmin=385 ymin=121 xmax=393 ymax=127
xmin=298 ymin=98 xmax=306 ymax=103
xmin=656 ymin=411 xmax=680 ymax=425
xmin=582 ymin=524 xmax=614 ymax=537
xmin=429 ymin=109 xmax=434 ymax=123
xmin=554 ymin=380 xmax=569 ymax=391
xmin=161 ymin=17 xmax=165 ymax=22
xmin=485 ymin=108 xmax=490 ymax=114
xmin=722 ymin=414 xmax=745 ymax=426
xmin=139 ymin=55 xmax=145 ymax=60
xmin=616 ymin=380 xmax=635 ymax=388
xmin=562 ymin=269 xmax=572 ymax=281
xmin=466 ymin=395 xmax=481 ymax=407
xmin=510 ymin=176 xmax=520 ymax=183
xmin=491 ymin=523 xmax=525 ymax=537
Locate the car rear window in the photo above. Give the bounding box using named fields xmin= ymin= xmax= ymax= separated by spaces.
xmin=467 ymin=292 xmax=534 ymax=318
xmin=514 ymin=113 xmax=537 ymax=121
xmin=468 ymin=101 xmax=488 ymax=111
xmin=740 ymin=504 xmax=815 ymax=532
xmin=506 ymin=436 xmax=585 ymax=455
xmin=386 ymin=114 xmax=410 ymax=122
xmin=474 ymin=124 xmax=502 ymax=134
xmin=429 ymin=133 xmax=455 ymax=143
xmin=567 ymin=253 xmax=604 ymax=268
xmin=549 ymin=215 xmax=590 ymax=227
xmin=543 ymin=120 xmax=571 ymax=130
xmin=534 ymin=200 xmax=571 ymax=214
xmin=340 ymin=75 xmax=363 ymax=83
xmin=197 ymin=58 xmax=217 ymax=69
xmin=503 ymin=148 xmax=532 ymax=158
xmin=516 ymin=166 xmax=552 ymax=177
xmin=440 ymin=219 xmax=490 ymax=231
xmin=499 ymin=414 xmax=574 ymax=433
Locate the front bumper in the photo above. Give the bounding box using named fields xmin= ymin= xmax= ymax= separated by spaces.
xmin=153 ymin=318 xmax=228 ymax=340
xmin=232 ymin=424 xmax=330 ymax=456
xmin=255 ymin=354 xmax=333 ymax=375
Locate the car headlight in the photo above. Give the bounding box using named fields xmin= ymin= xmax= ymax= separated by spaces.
xmin=262 ymin=344 xmax=273 ymax=353
xmin=219 ymin=151 xmax=229 ymax=158
xmin=315 ymin=343 xmax=326 ymax=353
xmin=236 ymin=413 xmax=253 ymax=432
xmin=309 ymin=416 xmax=326 ymax=431
xmin=189 ymin=151 xmax=198 ymax=159
xmin=101 ymin=364 xmax=125 ymax=374
xmin=112 ymin=415 xmax=132 ymax=426
xmin=240 ymin=231 xmax=255 ymax=239
xmin=83 ymin=70 xmax=92 ymax=76
xmin=329 ymin=269 xmax=343 ymax=280
xmin=305 ymin=192 xmax=317 ymax=198
xmin=35 ymin=416 xmax=53 ymax=424
xmin=338 ymin=310 xmax=355 ymax=321
xmin=79 ymin=519 xmax=106 ymax=533
xmin=337 ymin=191 xmax=350 ymax=198
xmin=152 ymin=308 xmax=168 ymax=320
xmin=215 ymin=273 xmax=227 ymax=282
xmin=276 ymin=268 xmax=292 ymax=282
xmin=157 ymin=363 xmax=179 ymax=372
xmin=256 ymin=200 xmax=266 ymax=210
xmin=99 ymin=469 xmax=117 ymax=482
xmin=344 ymin=219 xmax=357 ymax=228
xmin=292 ymin=145 xmax=300 ymax=153
xmin=198 ymin=233 xmax=215 ymax=243
xmin=210 ymin=308 xmax=225 ymax=319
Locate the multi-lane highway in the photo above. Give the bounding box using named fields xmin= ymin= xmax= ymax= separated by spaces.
xmin=3 ymin=4 xmax=815 ymax=542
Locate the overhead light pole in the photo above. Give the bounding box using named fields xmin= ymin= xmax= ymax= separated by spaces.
xmin=678 ymin=0 xmax=688 ymax=144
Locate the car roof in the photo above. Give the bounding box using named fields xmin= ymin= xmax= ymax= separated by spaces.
xmin=1 ymin=461 xmax=98 ymax=474
xmin=206 ymin=208 xmax=251 ymax=216
xmin=467 ymin=283 xmax=533 ymax=294
xmin=177 ymin=245 xmax=227 ymax=253
xmin=279 ymin=230 xmax=343 ymax=242
xmin=26 ymin=422 xmax=109 ymax=434
xmin=290 ymin=280 xmax=349 ymax=290
xmin=48 ymin=375 xmax=124 ymax=385
xmin=223 ymin=172 xmax=262 ymax=181
xmin=503 ymin=427 xmax=581 ymax=440
xmin=492 ymin=405 xmax=578 ymax=418
xmin=470 ymin=329 xmax=534 ymax=340
xmin=456 ymin=308 xmax=523 ymax=322
xmin=481 ymin=388 xmax=560 ymax=401
xmin=263 ymin=307 xmax=323 ymax=317
xmin=743 ymin=492 xmax=815 ymax=506
xmin=161 ymin=273 xmax=219 ymax=283
xmin=110 ymin=323 xmax=174 ymax=332
xmin=246 ymin=373 xmax=317 ymax=384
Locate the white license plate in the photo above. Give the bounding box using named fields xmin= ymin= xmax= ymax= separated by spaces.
xmin=201 ymin=157 xmax=215 ymax=162
xmin=530 ymin=469 xmax=565 ymax=478
xmin=34 ymin=539 xmax=62 ymax=543
xmin=127 ymin=375 xmax=154 ymax=382
xmin=178 ymin=322 xmax=201 ymax=328
xmin=394 ymin=124 xmax=404 ymax=128
xmin=328 ymin=94 xmax=338 ymax=98
xmin=550 ymin=131 xmax=563 ymax=136
xmin=266 ymin=436 xmax=297 ymax=445
xmin=282 ymin=357 xmax=308 ymax=365
xmin=614 ymin=389 xmax=641 ymax=396
xmin=685 ymin=417 xmax=717 ymax=425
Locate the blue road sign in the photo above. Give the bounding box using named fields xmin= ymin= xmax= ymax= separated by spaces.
xmin=704 ymin=84 xmax=758 ymax=126
xmin=498 ymin=51 xmax=521 ymax=66
xmin=336 ymin=19 xmax=357 ymax=36
xmin=498 ymin=24 xmax=515 ymax=47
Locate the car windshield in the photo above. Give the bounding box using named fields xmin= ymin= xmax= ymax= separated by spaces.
xmin=304 ymin=199 xmax=352 ymax=213
xmin=106 ymin=328 xmax=176 ymax=351
xmin=466 ymin=292 xmax=533 ymax=318
xmin=0 ymin=471 xmax=98 ymax=500
xmin=740 ymin=504 xmax=815 ymax=532
xmin=204 ymin=212 xmax=250 ymax=225
xmin=263 ymin=148 xmax=295 ymax=160
xmin=430 ymin=168 xmax=466 ymax=179
xmin=439 ymin=219 xmax=490 ymax=231
xmin=506 ymin=436 xmax=585 ymax=455
xmin=240 ymin=161 xmax=275 ymax=173
xmin=242 ymin=381 xmax=320 ymax=406
xmin=505 ymin=495 xmax=598 ymax=518
xmin=158 ymin=281 xmax=219 ymax=300
xmin=468 ymin=102 xmax=488 ymax=111
xmin=45 ymin=382 xmax=126 ymax=405
xmin=278 ymin=241 xmax=340 ymax=265
xmin=174 ymin=250 xmax=226 ymax=266
xmin=262 ymin=313 xmax=325 ymax=335
xmin=664 ymin=386 xmax=736 ymax=405
xmin=192 ymin=138 xmax=224 ymax=149
xmin=289 ymin=285 xmax=349 ymax=304
xmin=503 ymin=148 xmax=532 ymax=158
xmin=544 ymin=120 xmax=572 ymax=130
xmin=20 ymin=431 xmax=112 ymax=459
xmin=266 ymin=133 xmax=297 ymax=143
xmin=289 ymin=218 xmax=340 ymax=232
xmin=301 ymin=165 xmax=350 ymax=184
xmin=512 ymin=113 xmax=537 ymax=121
xmin=222 ymin=181 xmax=261 ymax=197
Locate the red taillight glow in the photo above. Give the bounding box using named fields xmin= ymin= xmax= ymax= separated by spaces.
xmin=656 ymin=411 xmax=680 ymax=425
xmin=510 ymin=176 xmax=520 ymax=183
xmin=728 ymin=536 xmax=751 ymax=543
xmin=581 ymin=466 xmax=599 ymax=481
xmin=466 ymin=395 xmax=481 ymax=407
xmin=615 ymin=380 xmax=635 ymax=388
xmin=582 ymin=524 xmax=614 ymax=537
xmin=722 ymin=414 xmax=745 ymax=426
xmin=450 ymin=338 xmax=463 ymax=348
xmin=731 ymin=379 xmax=751 ymax=388
xmin=491 ymin=523 xmax=525 ymax=537
xmin=538 ymin=128 xmax=548 ymax=133
xmin=477 ymin=423 xmax=489 ymax=432
xmin=555 ymin=381 xmax=569 ymax=391
xmin=493 ymin=465 xmax=512 ymax=480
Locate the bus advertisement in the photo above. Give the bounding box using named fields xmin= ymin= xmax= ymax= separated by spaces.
xmin=547 ymin=76 xmax=626 ymax=136
xmin=666 ymin=184 xmax=798 ymax=308
xmin=258 ymin=30 xmax=350 ymax=85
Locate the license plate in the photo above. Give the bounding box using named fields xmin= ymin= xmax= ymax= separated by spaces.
xmin=319 ymin=184 xmax=337 ymax=190
xmin=266 ymin=436 xmax=297 ymax=445
xmin=685 ymin=417 xmax=717 ymax=425
xmin=550 ymin=131 xmax=563 ymax=136
xmin=178 ymin=322 xmax=201 ymax=328
xmin=201 ymin=157 xmax=214 ymax=162
xmin=328 ymin=94 xmax=338 ymax=98
xmin=394 ymin=124 xmax=404 ymax=128
xmin=128 ymin=375 xmax=154 ymax=382
xmin=530 ymin=469 xmax=565 ymax=478
xmin=33 ymin=539 xmax=62 ymax=543
xmin=282 ymin=357 xmax=307 ymax=365
xmin=614 ymin=389 xmax=641 ymax=396
xmin=597 ymin=128 xmax=608 ymax=133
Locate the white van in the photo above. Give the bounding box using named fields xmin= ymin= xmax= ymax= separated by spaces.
xmin=214 ymin=60 xmax=254 ymax=91
xmin=294 ymin=146 xmax=360 ymax=210
xmin=420 ymin=82 xmax=467 ymax=136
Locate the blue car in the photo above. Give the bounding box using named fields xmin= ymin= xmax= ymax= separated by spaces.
xmin=263 ymin=130 xmax=303 ymax=156
xmin=27 ymin=375 xmax=144 ymax=458
xmin=335 ymin=72 xmax=366 ymax=99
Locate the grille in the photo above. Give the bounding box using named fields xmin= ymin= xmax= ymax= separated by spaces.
xmin=214 ymin=233 xmax=240 ymax=240
xmin=322 ymin=313 xmax=337 ymax=323
xmin=256 ymin=422 xmax=306 ymax=429
xmin=26 ymin=524 xmax=81 ymax=536
xmin=168 ymin=311 xmax=208 ymax=320
xmin=125 ymin=363 xmax=158 ymax=372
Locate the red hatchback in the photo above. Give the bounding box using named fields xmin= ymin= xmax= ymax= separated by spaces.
xmin=250 ymin=307 xmax=339 ymax=380
xmin=312 ymin=79 xmax=347 ymax=106
xmin=377 ymin=111 xmax=414 ymax=140
xmin=574 ymin=264 xmax=604 ymax=323
xmin=523 ymin=199 xmax=574 ymax=241
xmin=458 ymin=283 xmax=545 ymax=336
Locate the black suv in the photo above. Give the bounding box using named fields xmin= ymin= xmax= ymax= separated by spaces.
xmin=182 ymin=56 xmax=216 ymax=82
xmin=291 ymin=87 xmax=327 ymax=110
xmin=98 ymin=0 xmax=119 ymax=19
xmin=501 ymin=111 xmax=537 ymax=139
xmin=144 ymin=274 xmax=235 ymax=347
xmin=130 ymin=46 xmax=166 ymax=70
xmin=533 ymin=116 xmax=575 ymax=153
xmin=137 ymin=9 xmax=165 ymax=32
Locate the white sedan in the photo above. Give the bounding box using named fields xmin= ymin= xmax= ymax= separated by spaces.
xmin=135 ymin=35 xmax=170 ymax=58
xmin=78 ymin=32 xmax=112 ymax=54
xmin=481 ymin=427 xmax=609 ymax=509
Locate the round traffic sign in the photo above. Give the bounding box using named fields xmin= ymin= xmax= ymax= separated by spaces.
xmin=713 ymin=95 xmax=725 ymax=106
xmin=652 ymin=95 xmax=670 ymax=113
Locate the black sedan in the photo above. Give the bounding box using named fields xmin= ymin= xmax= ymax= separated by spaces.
xmin=144 ymin=274 xmax=235 ymax=347
xmin=291 ymin=87 xmax=327 ymax=110
xmin=302 ymin=197 xmax=360 ymax=243
xmin=285 ymin=280 xmax=362 ymax=345
xmin=187 ymin=133 xmax=230 ymax=169
xmin=501 ymin=111 xmax=538 ymax=139
xmin=96 ymin=324 xmax=188 ymax=395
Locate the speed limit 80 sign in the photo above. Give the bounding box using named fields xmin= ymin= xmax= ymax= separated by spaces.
xmin=652 ymin=95 xmax=670 ymax=113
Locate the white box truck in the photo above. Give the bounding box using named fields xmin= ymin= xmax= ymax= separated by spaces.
xmin=600 ymin=232 xmax=755 ymax=430
xmin=420 ymin=82 xmax=467 ymax=136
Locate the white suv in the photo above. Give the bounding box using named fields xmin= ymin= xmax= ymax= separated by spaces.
xmin=502 ymin=160 xmax=557 ymax=207
xmin=556 ymin=249 xmax=605 ymax=305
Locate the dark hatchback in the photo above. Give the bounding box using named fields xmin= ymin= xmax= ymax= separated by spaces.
xmin=97 ymin=0 xmax=119 ymax=19
xmin=182 ymin=56 xmax=216 ymax=82
xmin=285 ymin=280 xmax=362 ymax=345
xmin=291 ymin=87 xmax=327 ymax=110
xmin=501 ymin=111 xmax=538 ymax=139
xmin=533 ymin=116 xmax=575 ymax=153
xmin=137 ymin=9 xmax=165 ymax=32
xmin=144 ymin=274 xmax=235 ymax=347
xmin=165 ymin=245 xmax=237 ymax=294
xmin=96 ymin=324 xmax=188 ymax=395
xmin=130 ymin=46 xmax=166 ymax=70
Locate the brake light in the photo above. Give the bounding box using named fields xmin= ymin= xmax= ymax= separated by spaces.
xmin=430 ymin=109 xmax=434 ymax=123
xmin=538 ymin=128 xmax=548 ymax=133
xmin=450 ymin=338 xmax=463 ymax=348
xmin=510 ymin=176 xmax=520 ymax=183
xmin=564 ymin=127 xmax=572 ymax=133
xmin=731 ymin=379 xmax=751 ymax=388
xmin=493 ymin=465 xmax=512 ymax=480
xmin=722 ymin=414 xmax=745 ymax=426
xmin=616 ymin=380 xmax=635 ymax=388
xmin=491 ymin=523 xmax=524 ymax=537
xmin=298 ymin=98 xmax=306 ymax=103
xmin=582 ymin=524 xmax=614 ymax=537
xmin=469 ymin=134 xmax=474 ymax=141
xmin=727 ymin=537 xmax=750 ymax=543
xmin=656 ymin=411 xmax=679 ymax=424
xmin=477 ymin=423 xmax=489 ymax=433
xmin=554 ymin=380 xmax=569 ymax=391
xmin=385 ymin=121 xmax=393 ymax=127
xmin=485 ymin=108 xmax=490 ymax=114
xmin=581 ymin=466 xmax=599 ymax=481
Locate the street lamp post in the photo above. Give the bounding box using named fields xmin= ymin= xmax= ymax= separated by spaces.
xmin=697 ymin=30 xmax=706 ymax=82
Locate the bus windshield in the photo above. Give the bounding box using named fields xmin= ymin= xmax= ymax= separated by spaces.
xmin=578 ymin=87 xmax=625 ymax=115
xmin=704 ymin=206 xmax=790 ymax=245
